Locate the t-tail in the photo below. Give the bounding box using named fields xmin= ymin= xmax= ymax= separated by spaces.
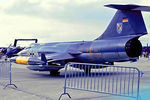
xmin=92 ymin=4 xmax=150 ymax=62
xmin=96 ymin=4 xmax=150 ymax=40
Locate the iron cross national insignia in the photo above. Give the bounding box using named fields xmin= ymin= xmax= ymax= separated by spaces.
xmin=117 ymin=22 xmax=123 ymax=34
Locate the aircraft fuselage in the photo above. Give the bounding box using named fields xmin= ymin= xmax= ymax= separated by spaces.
xmin=17 ymin=36 xmax=141 ymax=65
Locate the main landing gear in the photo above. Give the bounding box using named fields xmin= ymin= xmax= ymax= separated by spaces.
xmin=49 ymin=70 xmax=60 ymax=76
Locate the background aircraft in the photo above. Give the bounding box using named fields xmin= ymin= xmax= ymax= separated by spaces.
xmin=0 ymin=39 xmax=38 ymax=58
xmin=11 ymin=4 xmax=150 ymax=75
xmin=142 ymin=43 xmax=150 ymax=58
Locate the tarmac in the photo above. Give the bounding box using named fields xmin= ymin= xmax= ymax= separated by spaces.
xmin=0 ymin=57 xmax=150 ymax=100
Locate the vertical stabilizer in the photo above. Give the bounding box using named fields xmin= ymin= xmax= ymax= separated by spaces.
xmin=96 ymin=4 xmax=150 ymax=40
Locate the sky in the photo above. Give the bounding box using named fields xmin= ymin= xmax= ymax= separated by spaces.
xmin=0 ymin=0 xmax=150 ymax=46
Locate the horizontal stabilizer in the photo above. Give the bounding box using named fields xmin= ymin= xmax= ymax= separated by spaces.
xmin=105 ymin=4 xmax=150 ymax=12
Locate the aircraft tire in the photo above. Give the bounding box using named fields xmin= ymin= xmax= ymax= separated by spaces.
xmin=49 ymin=70 xmax=60 ymax=76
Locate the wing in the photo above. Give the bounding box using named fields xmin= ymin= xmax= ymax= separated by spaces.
xmin=45 ymin=53 xmax=75 ymax=62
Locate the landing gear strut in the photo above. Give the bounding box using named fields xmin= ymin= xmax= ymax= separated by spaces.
xmin=84 ymin=68 xmax=91 ymax=75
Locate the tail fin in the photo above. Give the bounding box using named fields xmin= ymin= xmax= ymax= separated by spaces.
xmin=96 ymin=4 xmax=150 ymax=40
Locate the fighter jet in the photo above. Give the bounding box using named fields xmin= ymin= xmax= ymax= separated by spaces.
xmin=11 ymin=4 xmax=150 ymax=75
xmin=0 ymin=39 xmax=38 ymax=58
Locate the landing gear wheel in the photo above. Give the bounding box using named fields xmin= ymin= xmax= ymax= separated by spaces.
xmin=49 ymin=70 xmax=60 ymax=76
xmin=110 ymin=62 xmax=114 ymax=65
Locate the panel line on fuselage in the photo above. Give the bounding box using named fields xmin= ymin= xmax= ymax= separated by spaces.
xmin=89 ymin=40 xmax=96 ymax=61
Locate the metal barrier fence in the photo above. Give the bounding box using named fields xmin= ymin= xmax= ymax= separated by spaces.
xmin=0 ymin=60 xmax=17 ymax=89
xmin=59 ymin=62 xmax=141 ymax=100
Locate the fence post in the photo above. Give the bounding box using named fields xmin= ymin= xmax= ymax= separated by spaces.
xmin=4 ymin=61 xmax=17 ymax=89
xmin=136 ymin=69 xmax=141 ymax=100
xmin=58 ymin=63 xmax=71 ymax=100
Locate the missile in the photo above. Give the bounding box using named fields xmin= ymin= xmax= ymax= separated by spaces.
xmin=10 ymin=56 xmax=45 ymax=65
